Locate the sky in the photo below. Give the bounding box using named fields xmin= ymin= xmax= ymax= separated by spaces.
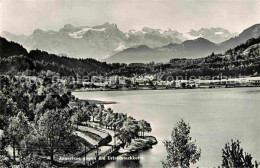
xmin=0 ymin=0 xmax=259 ymax=35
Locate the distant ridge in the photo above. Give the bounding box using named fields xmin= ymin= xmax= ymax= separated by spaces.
xmin=105 ymin=24 xmax=260 ymax=63
xmin=221 ymin=24 xmax=260 ymax=49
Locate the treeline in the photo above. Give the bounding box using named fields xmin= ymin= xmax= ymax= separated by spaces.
xmin=28 ymin=50 xmax=111 ymax=76
xmin=0 ymin=56 xmax=36 ymax=75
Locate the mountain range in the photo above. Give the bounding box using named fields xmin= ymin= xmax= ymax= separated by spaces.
xmin=106 ymin=24 xmax=260 ymax=63
xmin=1 ymin=23 xmax=260 ymax=63
xmin=184 ymin=28 xmax=238 ymax=43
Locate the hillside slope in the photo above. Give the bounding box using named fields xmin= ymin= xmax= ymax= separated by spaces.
xmin=0 ymin=37 xmax=111 ymax=76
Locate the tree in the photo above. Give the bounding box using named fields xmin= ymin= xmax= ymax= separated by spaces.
xmin=116 ymin=116 xmax=139 ymax=148
xmin=71 ymin=107 xmax=90 ymax=129
xmin=222 ymin=139 xmax=259 ymax=168
xmin=81 ymin=107 xmax=91 ymax=122
xmin=4 ymin=112 xmax=31 ymax=161
xmin=162 ymin=119 xmax=201 ymax=168
xmin=138 ymin=120 xmax=152 ymax=137
xmin=116 ymin=127 xmax=133 ymax=148
xmin=0 ymin=91 xmax=19 ymax=127
xmin=36 ymin=108 xmax=73 ymax=164
xmin=102 ymin=109 xmax=114 ymax=129
xmin=34 ymin=94 xmax=65 ymax=120
xmin=125 ymin=116 xmax=139 ymax=138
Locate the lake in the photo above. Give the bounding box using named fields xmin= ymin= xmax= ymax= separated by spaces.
xmin=73 ymin=87 xmax=260 ymax=168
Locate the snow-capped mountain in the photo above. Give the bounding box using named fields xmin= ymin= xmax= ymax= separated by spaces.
xmin=184 ymin=28 xmax=238 ymax=43
xmin=124 ymin=27 xmax=184 ymax=48
xmin=1 ymin=22 xmax=239 ymax=60
xmin=1 ymin=22 xmax=128 ymax=59
xmin=105 ymin=24 xmax=260 ymax=63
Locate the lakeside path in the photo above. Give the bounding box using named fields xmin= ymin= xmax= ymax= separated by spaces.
xmin=85 ymin=121 xmax=122 ymax=146
xmin=72 ymin=125 xmax=115 ymax=166
xmin=70 ymin=121 xmax=157 ymax=166
xmin=84 ymin=122 xmax=157 ymax=154
xmin=73 ymin=131 xmax=98 ymax=146
xmin=77 ymin=125 xmax=109 ymax=139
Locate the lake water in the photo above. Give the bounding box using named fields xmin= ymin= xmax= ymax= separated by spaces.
xmin=73 ymin=87 xmax=260 ymax=168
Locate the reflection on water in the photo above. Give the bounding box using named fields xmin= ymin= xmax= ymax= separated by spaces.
xmin=73 ymin=87 xmax=260 ymax=168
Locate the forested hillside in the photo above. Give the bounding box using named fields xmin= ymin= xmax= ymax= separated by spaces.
xmin=28 ymin=50 xmax=111 ymax=76
xmin=0 ymin=37 xmax=28 ymax=58
xmin=0 ymin=36 xmax=112 ymax=76
xmin=108 ymin=36 xmax=260 ymax=78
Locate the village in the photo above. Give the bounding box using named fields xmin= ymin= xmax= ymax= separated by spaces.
xmin=71 ymin=74 xmax=260 ymax=91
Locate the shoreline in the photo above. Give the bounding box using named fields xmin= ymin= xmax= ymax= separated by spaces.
xmin=68 ymin=124 xmax=157 ymax=167
xmin=85 ymin=99 xmax=117 ymax=105
xmin=88 ymin=135 xmax=158 ymax=168
xmin=73 ymin=85 xmax=260 ymax=93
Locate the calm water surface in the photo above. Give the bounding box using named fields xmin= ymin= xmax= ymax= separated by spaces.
xmin=73 ymin=87 xmax=260 ymax=168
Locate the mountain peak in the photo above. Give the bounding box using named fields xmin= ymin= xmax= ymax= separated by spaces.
xmin=61 ymin=24 xmax=77 ymax=32
xmin=142 ymin=27 xmax=157 ymax=33
xmin=33 ymin=29 xmax=45 ymax=34
xmin=182 ymin=37 xmax=215 ymax=47
xmin=101 ymin=22 xmax=117 ymax=28
xmin=63 ymin=24 xmax=75 ymax=29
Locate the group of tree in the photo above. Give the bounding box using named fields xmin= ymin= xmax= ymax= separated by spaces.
xmin=162 ymin=119 xmax=259 ymax=168
xmin=0 ymin=74 xmax=85 ymax=167
xmin=72 ymin=105 xmax=152 ymax=148
xmin=0 ymin=71 xmax=153 ymax=166
xmin=2 ymin=108 xmax=76 ymax=166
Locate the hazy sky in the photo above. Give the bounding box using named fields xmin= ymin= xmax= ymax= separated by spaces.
xmin=0 ymin=0 xmax=259 ymax=35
